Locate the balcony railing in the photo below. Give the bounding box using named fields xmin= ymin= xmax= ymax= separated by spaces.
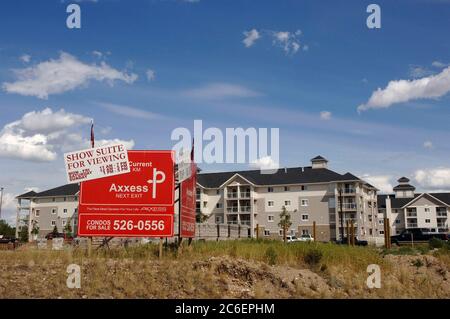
xmin=239 ymin=206 xmax=251 ymax=213
xmin=437 ymin=223 xmax=447 ymax=228
xmin=407 ymin=213 xmax=417 ymax=217
xmin=407 ymin=223 xmax=418 ymax=228
xmin=227 ymin=193 xmax=238 ymax=199
xmin=227 ymin=207 xmax=239 ymax=213
xmin=240 ymin=192 xmax=251 ymax=198
xmin=437 ymin=211 xmax=447 ymax=217
xmin=339 ymin=203 xmax=357 ymax=210
xmin=227 ymin=220 xmax=251 ymax=226
xmin=343 ymin=189 xmax=356 ymax=194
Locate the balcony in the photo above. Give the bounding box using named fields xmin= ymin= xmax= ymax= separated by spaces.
xmin=227 ymin=193 xmax=238 ymax=199
xmin=407 ymin=212 xmax=417 ymax=217
xmin=227 ymin=207 xmax=239 ymax=213
xmin=437 ymin=211 xmax=447 ymax=217
xmin=407 ymin=223 xmax=418 ymax=228
xmin=228 ymin=220 xmax=251 ymax=226
xmin=239 ymin=206 xmax=251 ymax=213
xmin=343 ymin=188 xmax=356 ymax=194
xmin=437 ymin=223 xmax=447 ymax=228
xmin=239 ymin=192 xmax=251 ymax=198
xmin=339 ymin=203 xmax=357 ymax=210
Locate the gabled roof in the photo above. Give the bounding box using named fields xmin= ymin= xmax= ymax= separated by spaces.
xmin=16 ymin=190 xmax=37 ymax=199
xmin=393 ymin=184 xmax=416 ymax=191
xmin=197 ymin=166 xmax=361 ymax=188
xmin=398 ymin=177 xmax=410 ymax=183
xmin=18 ymin=184 xmax=80 ymax=198
xmin=378 ymin=192 xmax=450 ymax=209
xmin=311 ymin=155 xmax=328 ymax=162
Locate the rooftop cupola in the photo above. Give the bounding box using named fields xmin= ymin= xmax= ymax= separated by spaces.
xmin=311 ymin=155 xmax=328 ymax=169
xmin=393 ymin=177 xmax=416 ymax=198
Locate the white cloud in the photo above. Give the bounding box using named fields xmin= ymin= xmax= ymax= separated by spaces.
xmin=358 ymin=66 xmax=450 ymax=112
xmin=243 ymin=29 xmax=260 ymax=48
xmin=320 ymin=111 xmax=332 ymax=120
xmin=2 ymin=52 xmax=138 ymax=99
xmin=93 ymin=138 xmax=135 ymax=150
xmin=423 ymin=140 xmax=433 ymax=149
xmin=20 ymin=54 xmax=31 ymax=63
xmin=0 ymin=108 xmax=133 ymax=162
xmin=432 ymin=61 xmax=449 ymax=68
xmin=97 ymin=102 xmax=161 ymax=120
xmin=409 ymin=65 xmax=433 ymax=78
xmin=92 ymin=50 xmax=103 ymax=58
xmin=414 ymin=168 xmax=450 ymax=190
xmin=249 ymin=156 xmax=279 ymax=170
xmin=362 ymin=174 xmax=394 ymax=194
xmin=182 ymin=83 xmax=261 ymax=99
xmin=146 ymin=69 xmax=156 ymax=81
xmin=271 ymin=30 xmax=302 ymax=55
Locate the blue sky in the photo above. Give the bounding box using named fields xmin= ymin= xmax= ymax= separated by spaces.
xmin=1 ymin=0 xmax=450 ymax=223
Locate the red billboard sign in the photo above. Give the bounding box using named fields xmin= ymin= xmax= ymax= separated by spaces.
xmin=78 ymin=150 xmax=175 ymax=237
xmin=180 ymin=163 xmax=197 ymax=238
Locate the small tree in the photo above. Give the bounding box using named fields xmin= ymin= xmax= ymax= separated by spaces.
xmin=0 ymin=220 xmax=16 ymax=237
xmin=52 ymin=225 xmax=59 ymax=236
xmin=18 ymin=217 xmax=29 ymax=242
xmin=278 ymin=206 xmax=292 ymax=243
xmin=64 ymin=218 xmax=73 ymax=237
xmin=30 ymin=220 xmax=40 ymax=241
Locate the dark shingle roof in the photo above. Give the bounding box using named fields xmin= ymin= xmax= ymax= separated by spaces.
xmin=16 ymin=190 xmax=37 ymax=199
xmin=311 ymin=155 xmax=328 ymax=162
xmin=378 ymin=193 xmax=450 ymax=209
xmin=398 ymin=177 xmax=410 ymax=183
xmin=197 ymin=166 xmax=361 ymax=188
xmin=33 ymin=184 xmax=80 ymax=198
xmin=393 ymin=184 xmax=416 ymax=191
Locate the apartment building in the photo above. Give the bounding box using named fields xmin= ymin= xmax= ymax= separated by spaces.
xmin=196 ymin=156 xmax=381 ymax=242
xmin=16 ymin=184 xmax=79 ymax=240
xmin=378 ymin=177 xmax=449 ymax=235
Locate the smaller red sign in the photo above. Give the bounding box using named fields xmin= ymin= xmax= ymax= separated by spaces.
xmin=78 ymin=214 xmax=173 ymax=237
xmin=180 ymin=163 xmax=197 ymax=238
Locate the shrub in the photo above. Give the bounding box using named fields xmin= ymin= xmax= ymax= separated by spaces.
xmin=304 ymin=248 xmax=323 ymax=267
xmin=429 ymin=238 xmax=445 ymax=249
xmin=264 ymin=246 xmax=278 ymax=265
xmin=412 ymin=258 xmax=424 ymax=268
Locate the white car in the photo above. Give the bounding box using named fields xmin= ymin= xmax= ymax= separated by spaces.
xmin=286 ymin=235 xmax=300 ymax=243
xmin=298 ymin=234 xmax=314 ymax=242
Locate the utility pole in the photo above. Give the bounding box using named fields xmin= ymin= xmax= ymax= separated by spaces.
xmin=338 ymin=187 xmax=344 ymax=241
xmin=0 ymin=187 xmax=4 ymax=221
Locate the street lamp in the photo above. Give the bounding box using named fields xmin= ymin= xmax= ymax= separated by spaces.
xmin=0 ymin=187 xmax=4 ymax=221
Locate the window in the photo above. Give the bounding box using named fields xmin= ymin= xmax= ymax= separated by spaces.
xmin=264 ymin=230 xmax=270 ymax=236
xmin=216 ymin=189 xmax=220 ymax=195
xmin=379 ymin=230 xmax=384 ymax=235
xmin=203 ymin=201 xmax=207 ymax=208
xmin=425 ymin=208 xmax=431 ymax=213
xmin=425 ymin=219 xmax=431 ymax=223
xmin=52 ymin=198 xmax=56 ymax=202
xmin=35 ymin=210 xmax=40 ymax=217
xmin=369 ymin=229 xmax=373 ymax=235
xmin=302 ymin=214 xmax=309 ymax=221
xmin=52 ymin=209 xmax=57 ymax=214
xmin=290 ymin=229 xmax=296 ymax=235
xmin=278 ymin=229 xmax=283 ymax=236
xmin=268 ymin=215 xmax=274 ymax=222
xmin=74 ymin=208 xmax=78 ymax=213
xmin=395 ymin=219 xmax=400 ymax=224
xmin=74 ymin=196 xmax=78 ymax=201
xmin=328 ymin=198 xmax=336 ymax=209
xmin=268 ymin=187 xmax=274 ymax=193
xmin=284 ymin=200 xmax=291 ymax=206
xmin=379 ymin=220 xmax=384 ymax=225
xmin=51 ymin=220 xmax=56 ymax=226
xmin=63 ymin=209 xmax=68 ymax=214
xmin=62 ymin=220 xmax=66 ymax=226
xmin=301 ymin=185 xmax=307 ymax=191
xmin=216 ymin=203 xmax=223 ymax=209
xmin=63 ymin=197 xmax=67 ymax=202
xmin=215 ymin=216 xmax=222 ymax=224
xmin=302 ymin=229 xmax=309 ymax=235
xmin=267 ymin=201 xmax=274 ymax=207
xmin=284 ymin=186 xmax=289 ymax=192
xmin=301 ymin=199 xmax=309 ymax=206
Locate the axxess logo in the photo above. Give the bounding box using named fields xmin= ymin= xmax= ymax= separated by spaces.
xmin=108 ymin=168 xmax=166 ymax=199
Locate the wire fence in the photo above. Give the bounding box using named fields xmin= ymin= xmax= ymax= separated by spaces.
xmin=195 ymin=223 xmax=251 ymax=241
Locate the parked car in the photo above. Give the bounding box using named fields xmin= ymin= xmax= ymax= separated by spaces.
xmin=0 ymin=236 xmax=17 ymax=244
xmin=286 ymin=235 xmax=300 ymax=243
xmin=336 ymin=237 xmax=368 ymax=246
xmin=298 ymin=234 xmax=314 ymax=242
xmin=390 ymin=228 xmax=448 ymax=245
xmin=45 ymin=232 xmax=65 ymax=240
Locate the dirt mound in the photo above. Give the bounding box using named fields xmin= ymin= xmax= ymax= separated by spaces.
xmin=193 ymin=257 xmax=333 ymax=298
